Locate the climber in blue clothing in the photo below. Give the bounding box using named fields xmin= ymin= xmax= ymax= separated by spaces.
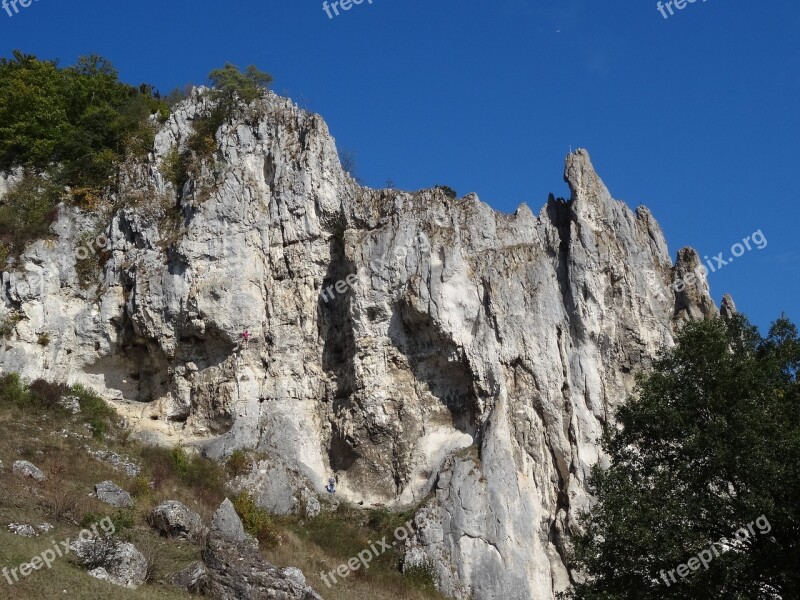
xmin=327 ymin=475 xmax=336 ymax=494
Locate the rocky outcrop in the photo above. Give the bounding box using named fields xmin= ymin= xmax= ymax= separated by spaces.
xmin=150 ymin=500 xmax=207 ymax=542
xmin=201 ymin=499 xmax=322 ymax=599
xmin=0 ymin=89 xmax=723 ymax=599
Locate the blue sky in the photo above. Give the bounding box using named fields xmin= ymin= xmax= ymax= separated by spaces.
xmin=1 ymin=0 xmax=797 ymax=331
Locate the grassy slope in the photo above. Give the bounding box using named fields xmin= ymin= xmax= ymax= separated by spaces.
xmin=0 ymin=395 xmax=447 ymax=600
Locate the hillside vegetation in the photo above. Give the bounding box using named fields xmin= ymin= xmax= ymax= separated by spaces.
xmin=0 ymin=374 xmax=445 ymax=599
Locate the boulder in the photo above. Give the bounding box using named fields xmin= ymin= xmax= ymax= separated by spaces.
xmin=12 ymin=460 xmax=45 ymax=481
xmin=150 ymin=500 xmax=207 ymax=542
xmin=95 ymin=481 xmax=133 ymax=508
xmin=71 ymin=537 xmax=147 ymax=589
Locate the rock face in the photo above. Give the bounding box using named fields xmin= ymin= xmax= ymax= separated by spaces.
xmin=150 ymin=500 xmax=207 ymax=542
xmin=0 ymin=89 xmax=722 ymax=599
xmin=95 ymin=481 xmax=134 ymax=508
xmin=202 ymin=499 xmax=323 ymax=599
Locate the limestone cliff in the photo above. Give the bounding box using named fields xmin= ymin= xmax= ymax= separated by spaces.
xmin=0 ymin=90 xmax=719 ymax=599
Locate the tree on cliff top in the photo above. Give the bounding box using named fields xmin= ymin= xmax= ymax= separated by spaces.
xmin=563 ymin=314 xmax=800 ymax=600
xmin=208 ymin=63 xmax=273 ymax=105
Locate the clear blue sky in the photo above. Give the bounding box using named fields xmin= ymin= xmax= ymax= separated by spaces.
xmin=2 ymin=0 xmax=797 ymax=331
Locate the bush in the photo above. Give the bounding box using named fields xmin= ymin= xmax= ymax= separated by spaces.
xmin=28 ymin=378 xmax=67 ymax=410
xmin=81 ymin=510 xmax=135 ymax=533
xmin=0 ymin=50 xmax=176 ymax=244
xmin=0 ymin=311 xmax=23 ymax=339
xmin=187 ymin=103 xmax=228 ymax=160
xmin=0 ymin=372 xmax=31 ymax=406
xmin=226 ymin=449 xmax=250 ymax=477
xmin=162 ymin=145 xmax=190 ymax=193
xmin=141 ymin=445 xmax=227 ymax=508
xmin=170 ymin=446 xmax=190 ymax=476
xmin=232 ymin=491 xmax=281 ymax=547
xmin=403 ymin=559 xmax=438 ymax=591
xmin=69 ymin=384 xmax=115 ymax=421
xmin=130 ymin=475 xmax=153 ymax=500
xmin=0 ymin=172 xmax=61 ymax=258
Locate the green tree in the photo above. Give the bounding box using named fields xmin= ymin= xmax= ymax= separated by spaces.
xmin=564 ymin=315 xmax=800 ymax=600
xmin=208 ymin=63 xmax=273 ymax=104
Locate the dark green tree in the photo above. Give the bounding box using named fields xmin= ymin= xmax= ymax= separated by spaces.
xmin=564 ymin=315 xmax=800 ymax=600
xmin=208 ymin=63 xmax=273 ymax=104
xmin=435 ymin=185 xmax=457 ymax=199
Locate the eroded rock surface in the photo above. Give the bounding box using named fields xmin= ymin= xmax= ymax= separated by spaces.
xmin=0 ymin=89 xmax=722 ymax=599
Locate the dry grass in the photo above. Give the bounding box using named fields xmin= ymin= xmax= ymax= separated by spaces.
xmin=0 ymin=409 xmax=200 ymax=599
xmin=0 ymin=385 xmax=447 ymax=600
xmin=265 ymin=503 xmax=447 ymax=600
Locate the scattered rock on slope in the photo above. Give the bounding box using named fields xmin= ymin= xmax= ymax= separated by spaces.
xmin=12 ymin=460 xmax=45 ymax=481
xmin=94 ymin=480 xmax=133 ymax=508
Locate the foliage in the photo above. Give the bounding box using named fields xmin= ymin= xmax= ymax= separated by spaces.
xmin=162 ymin=145 xmax=190 ymax=193
xmin=339 ymin=148 xmax=360 ymax=181
xmin=208 ymin=63 xmax=273 ymax=105
xmin=0 ymin=311 xmax=23 ymax=339
xmin=564 ymin=315 xmax=800 ymax=600
xmin=0 ymin=51 xmax=172 ymax=259
xmin=403 ymin=560 xmax=438 ymax=591
xmin=435 ymin=185 xmax=457 ymax=199
xmin=130 ymin=474 xmax=154 ymax=501
xmin=140 ymin=445 xmax=227 ymax=507
xmin=232 ymin=491 xmax=281 ymax=547
xmin=69 ymin=383 xmax=116 ymax=423
xmin=170 ymin=445 xmax=191 ymax=476
xmin=187 ymin=102 xmax=228 ymax=162
xmin=0 ymin=171 xmax=61 ymax=258
xmin=226 ymin=449 xmax=251 ymax=477
xmin=0 ymin=51 xmax=167 ymax=189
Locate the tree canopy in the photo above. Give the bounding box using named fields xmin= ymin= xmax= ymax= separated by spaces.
xmin=564 ymin=315 xmax=800 ymax=599
xmin=0 ymin=50 xmax=168 ymax=188
xmin=208 ymin=63 xmax=273 ymax=104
